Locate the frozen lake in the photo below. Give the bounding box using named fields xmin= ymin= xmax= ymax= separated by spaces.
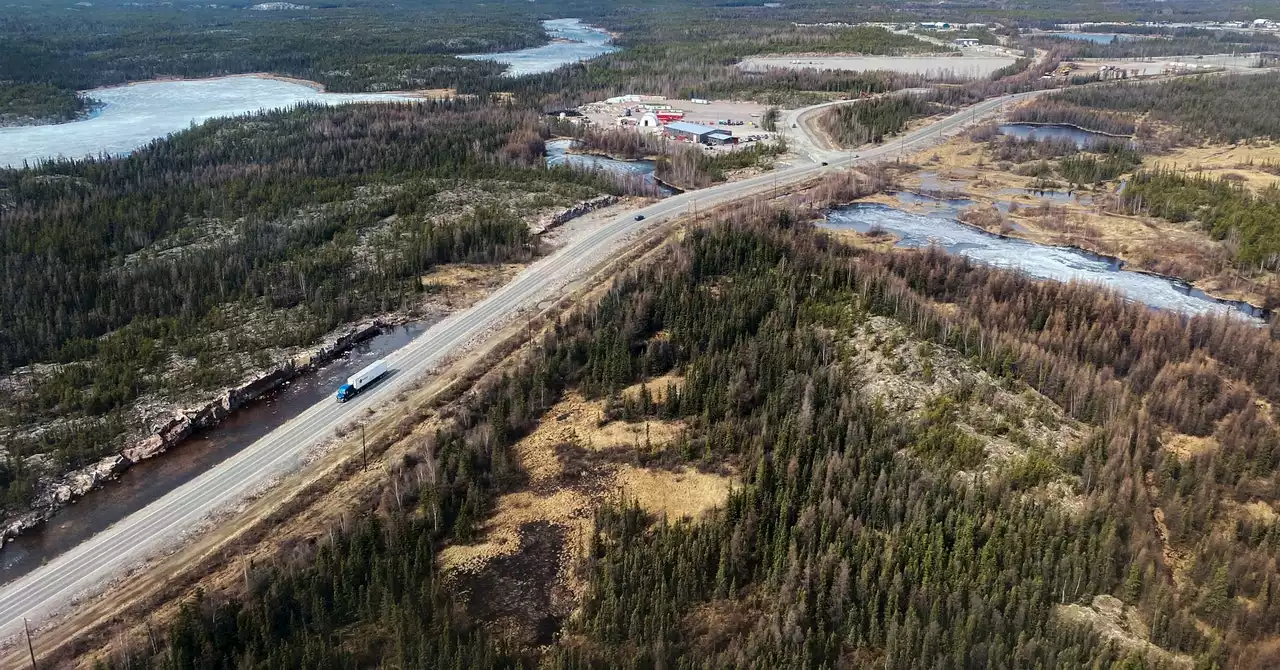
xmin=460 ymin=18 xmax=618 ymax=76
xmin=824 ymin=203 xmax=1265 ymax=321
xmin=0 ymin=76 xmax=417 ymax=168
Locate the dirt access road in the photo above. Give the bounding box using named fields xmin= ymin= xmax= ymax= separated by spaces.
xmin=0 ymin=89 xmax=1042 ymax=658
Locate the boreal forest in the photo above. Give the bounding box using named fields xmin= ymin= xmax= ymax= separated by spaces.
xmin=104 ymin=183 xmax=1280 ymax=668
xmin=0 ymin=103 xmax=614 ymax=513
xmin=4 ymin=0 xmax=1280 ymax=667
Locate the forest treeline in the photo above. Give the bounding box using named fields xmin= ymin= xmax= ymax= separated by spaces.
xmin=2 ymin=0 xmax=948 ymax=109
xmin=0 ymin=83 xmax=95 ymax=126
xmin=0 ymin=0 xmax=537 ymax=94
xmin=1042 ymin=73 xmax=1280 ymax=143
xmin=567 ymin=128 xmax=787 ymax=188
xmin=489 ymin=20 xmax=954 ymax=108
xmin=104 ymin=181 xmax=1280 ymax=668
xmin=818 ymin=86 xmax=1029 ymax=149
xmin=1007 ymin=101 xmax=1138 ymax=136
xmin=819 ymin=94 xmax=944 ymax=147
xmin=968 ymin=124 xmax=1143 ymax=187
xmin=1117 ymin=169 xmax=1280 ymax=269
xmin=0 ymin=102 xmax=617 ymax=512
xmin=1022 ymin=27 xmax=1280 ymax=60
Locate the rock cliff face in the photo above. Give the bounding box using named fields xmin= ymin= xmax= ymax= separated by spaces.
xmin=531 ymin=195 xmax=619 ymax=235
xmin=2 ymin=320 xmax=385 ymax=542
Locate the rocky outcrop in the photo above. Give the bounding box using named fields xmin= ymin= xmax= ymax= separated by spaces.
xmin=531 ymin=195 xmax=619 ymax=235
xmin=121 ymin=415 xmax=193 ymax=463
xmin=1 ymin=319 xmax=386 ymax=543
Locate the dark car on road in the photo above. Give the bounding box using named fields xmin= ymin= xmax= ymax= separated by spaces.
xmin=634 ymin=214 xmax=645 ymax=221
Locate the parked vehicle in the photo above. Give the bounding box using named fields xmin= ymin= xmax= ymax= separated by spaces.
xmin=336 ymin=359 xmax=388 ymax=402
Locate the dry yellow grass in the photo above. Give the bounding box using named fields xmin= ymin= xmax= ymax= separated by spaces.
xmin=624 ymin=374 xmax=685 ymax=404
xmin=1161 ymin=432 xmax=1221 ymax=462
xmin=1236 ymin=500 xmax=1279 ymax=524
xmin=419 ymin=263 xmax=524 ymax=311
xmin=615 ymin=465 xmax=734 ymax=521
xmin=1055 ymin=595 xmax=1194 ymax=669
xmin=1150 ymin=143 xmax=1280 ymax=192
xmin=439 ymin=382 xmax=733 ymax=642
xmin=891 ymin=135 xmax=1279 ymax=307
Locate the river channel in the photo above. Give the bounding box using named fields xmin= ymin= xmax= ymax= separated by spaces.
xmin=0 ymin=321 xmax=430 ymax=584
xmin=460 ymin=18 xmax=618 ymax=76
xmin=545 ymin=138 xmax=675 ymax=195
xmin=824 ymin=203 xmax=1266 ymax=321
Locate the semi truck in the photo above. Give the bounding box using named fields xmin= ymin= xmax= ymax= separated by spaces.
xmin=336 ymin=359 xmax=388 ymax=402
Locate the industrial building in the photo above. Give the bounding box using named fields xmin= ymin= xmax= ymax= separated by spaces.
xmin=638 ymin=110 xmax=685 ymax=128
xmin=663 ymin=121 xmax=737 ymax=145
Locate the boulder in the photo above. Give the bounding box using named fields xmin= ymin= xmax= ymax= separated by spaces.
xmin=122 ymin=414 xmax=192 ymax=462
xmin=2 ymin=511 xmax=46 ymax=542
xmin=532 ymin=195 xmax=619 ymax=234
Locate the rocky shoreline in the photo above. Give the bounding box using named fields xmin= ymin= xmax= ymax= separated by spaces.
xmin=531 ymin=194 xmax=620 ymax=234
xmin=1 ymin=319 xmax=386 ymax=543
xmin=874 ymin=188 xmax=1272 ymax=319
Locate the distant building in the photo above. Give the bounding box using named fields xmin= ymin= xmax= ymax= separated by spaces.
xmin=605 ymin=94 xmax=666 ymax=104
xmin=664 ymin=121 xmax=737 ymax=145
xmin=953 ymin=38 xmax=980 ymax=47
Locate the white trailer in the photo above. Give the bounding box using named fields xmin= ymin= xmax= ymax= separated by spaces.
xmin=336 ymin=359 xmax=388 ymax=402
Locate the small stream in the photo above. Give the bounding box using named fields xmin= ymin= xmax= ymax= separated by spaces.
xmin=824 ymin=203 xmax=1267 ymax=321
xmin=545 ymin=139 xmax=675 ymax=195
xmin=0 ymin=321 xmax=432 ymax=584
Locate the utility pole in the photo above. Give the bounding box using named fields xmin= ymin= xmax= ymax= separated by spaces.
xmin=24 ymin=618 xmax=36 ymax=670
xmin=361 ymin=422 xmax=367 ymax=471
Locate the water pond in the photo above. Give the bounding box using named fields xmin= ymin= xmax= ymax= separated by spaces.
xmin=1045 ymin=32 xmax=1142 ymax=43
xmin=998 ymin=123 xmax=1129 ymax=148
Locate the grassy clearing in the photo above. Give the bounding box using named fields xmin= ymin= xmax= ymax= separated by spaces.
xmin=439 ymin=379 xmax=735 ymax=645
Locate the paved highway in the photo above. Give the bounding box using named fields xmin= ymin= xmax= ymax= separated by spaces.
xmin=0 ymin=89 xmax=1037 ymax=640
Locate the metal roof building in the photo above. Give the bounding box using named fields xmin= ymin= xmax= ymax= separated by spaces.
xmin=664 ymin=121 xmax=736 ymax=145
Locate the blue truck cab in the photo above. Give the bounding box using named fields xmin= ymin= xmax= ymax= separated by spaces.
xmin=336 ymin=358 xmax=388 ymax=403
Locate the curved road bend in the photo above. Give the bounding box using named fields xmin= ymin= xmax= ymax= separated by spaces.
xmin=0 ymin=89 xmax=1038 ymax=640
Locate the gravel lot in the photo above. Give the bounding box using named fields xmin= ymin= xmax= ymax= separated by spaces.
xmin=738 ymin=54 xmax=1019 ymax=79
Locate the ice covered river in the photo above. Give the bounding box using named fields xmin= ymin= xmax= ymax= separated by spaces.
xmin=460 ymin=18 xmax=618 ymax=76
xmin=0 ymin=76 xmax=416 ymax=168
xmin=545 ymin=138 xmax=675 ymax=195
xmin=824 ymin=203 xmax=1267 ymax=322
